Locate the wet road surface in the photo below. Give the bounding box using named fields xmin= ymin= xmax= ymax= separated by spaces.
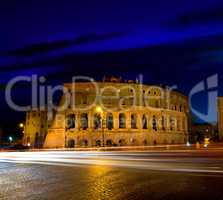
xmin=0 ymin=150 xmax=223 ymax=200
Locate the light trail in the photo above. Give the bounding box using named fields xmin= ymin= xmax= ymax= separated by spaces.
xmin=0 ymin=151 xmax=223 ymax=175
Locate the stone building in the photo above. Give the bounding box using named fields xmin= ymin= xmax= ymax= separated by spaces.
xmin=217 ymin=97 xmax=223 ymax=140
xmin=23 ymin=109 xmax=50 ymax=147
xmin=43 ymin=77 xmax=189 ymax=148
xmin=191 ymin=123 xmax=217 ymax=143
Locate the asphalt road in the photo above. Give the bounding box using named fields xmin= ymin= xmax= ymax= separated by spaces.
xmin=0 ymin=149 xmax=223 ymax=200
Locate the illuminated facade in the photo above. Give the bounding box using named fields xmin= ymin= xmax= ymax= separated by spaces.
xmin=23 ymin=109 xmax=50 ymax=147
xmin=217 ymin=97 xmax=223 ymax=140
xmin=42 ymin=77 xmax=189 ymax=148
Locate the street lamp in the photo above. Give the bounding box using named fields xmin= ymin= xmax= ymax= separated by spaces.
xmin=19 ymin=123 xmax=24 ymax=128
xmin=95 ymin=106 xmax=105 ymax=147
xmin=9 ymin=136 xmax=13 ymax=144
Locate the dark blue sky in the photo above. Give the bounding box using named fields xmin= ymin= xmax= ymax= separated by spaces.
xmin=1 ymin=0 xmax=223 ymax=131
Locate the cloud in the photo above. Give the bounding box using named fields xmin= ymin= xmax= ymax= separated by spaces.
xmin=4 ymin=31 xmax=126 ymax=57
xmin=168 ymin=7 xmax=223 ymax=28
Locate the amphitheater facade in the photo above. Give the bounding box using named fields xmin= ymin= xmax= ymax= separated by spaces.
xmin=38 ymin=77 xmax=190 ymax=148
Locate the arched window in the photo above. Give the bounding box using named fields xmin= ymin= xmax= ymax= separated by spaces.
xmin=142 ymin=114 xmax=148 ymax=129
xmin=170 ymin=116 xmax=175 ymax=131
xmin=66 ymin=114 xmax=75 ymax=129
xmin=93 ymin=113 xmax=101 ymax=129
xmin=68 ymin=139 xmax=75 ymax=148
xmin=161 ymin=115 xmax=166 ymax=130
xmin=80 ymin=113 xmax=88 ymax=130
xmin=96 ymin=140 xmax=101 ymax=147
xmin=106 ymin=113 xmax=113 ymax=130
xmin=131 ymin=114 xmax=137 ymax=129
xmin=119 ymin=113 xmax=126 ymax=128
xmin=152 ymin=115 xmax=157 ymax=131
xmin=106 ymin=139 xmax=113 ymax=146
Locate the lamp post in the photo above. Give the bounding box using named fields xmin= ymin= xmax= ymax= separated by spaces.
xmin=9 ymin=136 xmax=13 ymax=145
xmin=96 ymin=106 xmax=105 ymax=147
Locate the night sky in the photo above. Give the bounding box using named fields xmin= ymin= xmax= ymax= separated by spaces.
xmin=1 ymin=0 xmax=223 ymax=137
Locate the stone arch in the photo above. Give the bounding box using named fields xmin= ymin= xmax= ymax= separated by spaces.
xmin=80 ymin=113 xmax=88 ymax=130
xmin=66 ymin=114 xmax=75 ymax=129
xmin=142 ymin=114 xmax=148 ymax=129
xmin=106 ymin=139 xmax=113 ymax=146
xmin=143 ymin=139 xmax=148 ymax=146
xmin=95 ymin=140 xmax=101 ymax=147
xmin=131 ymin=138 xmax=138 ymax=146
xmin=106 ymin=113 xmax=113 ymax=130
xmin=118 ymin=139 xmax=126 ymax=146
xmin=68 ymin=139 xmax=75 ymax=148
xmin=80 ymin=139 xmax=88 ymax=147
xmin=152 ymin=115 xmax=157 ymax=131
xmin=161 ymin=115 xmax=166 ymax=130
xmin=170 ymin=116 xmax=175 ymax=131
xmin=119 ymin=113 xmax=126 ymax=128
xmin=131 ymin=113 xmax=137 ymax=129
xmin=93 ymin=113 xmax=101 ymax=129
xmin=153 ymin=140 xmax=157 ymax=145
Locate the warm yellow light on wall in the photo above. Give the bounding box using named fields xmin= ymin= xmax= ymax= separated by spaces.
xmin=95 ymin=106 xmax=103 ymax=113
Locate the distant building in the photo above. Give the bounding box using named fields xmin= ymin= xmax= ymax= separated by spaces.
xmin=191 ymin=123 xmax=217 ymax=143
xmin=23 ymin=109 xmax=51 ymax=147
xmin=218 ymin=97 xmax=223 ymax=140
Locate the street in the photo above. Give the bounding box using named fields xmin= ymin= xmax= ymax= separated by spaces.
xmin=0 ymin=149 xmax=223 ymax=200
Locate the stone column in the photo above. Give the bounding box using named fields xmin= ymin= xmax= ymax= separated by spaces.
xmin=126 ymin=112 xmax=131 ymax=129
xmin=113 ymin=112 xmax=119 ymax=130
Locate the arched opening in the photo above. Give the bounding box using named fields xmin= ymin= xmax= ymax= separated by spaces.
xmin=161 ymin=116 xmax=166 ymax=130
xmin=96 ymin=140 xmax=101 ymax=147
xmin=35 ymin=132 xmax=41 ymax=148
xmin=131 ymin=114 xmax=137 ymax=129
xmin=106 ymin=139 xmax=113 ymax=146
xmin=80 ymin=113 xmax=88 ymax=130
xmin=170 ymin=116 xmax=175 ymax=131
xmin=119 ymin=113 xmax=126 ymax=128
xmin=152 ymin=115 xmax=157 ymax=131
xmin=118 ymin=139 xmax=126 ymax=146
xmin=153 ymin=140 xmax=157 ymax=145
xmin=66 ymin=114 xmax=75 ymax=129
xmin=143 ymin=139 xmax=148 ymax=146
xmin=131 ymin=138 xmax=138 ymax=146
xmin=80 ymin=139 xmax=88 ymax=147
xmin=142 ymin=114 xmax=148 ymax=129
xmin=93 ymin=113 xmax=101 ymax=129
xmin=68 ymin=139 xmax=75 ymax=148
xmin=106 ymin=113 xmax=113 ymax=130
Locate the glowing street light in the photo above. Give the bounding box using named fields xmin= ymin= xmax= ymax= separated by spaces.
xmin=19 ymin=123 xmax=24 ymax=128
xmin=96 ymin=106 xmax=103 ymax=113
xmin=95 ymin=106 xmax=105 ymax=147
xmin=9 ymin=136 xmax=13 ymax=142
